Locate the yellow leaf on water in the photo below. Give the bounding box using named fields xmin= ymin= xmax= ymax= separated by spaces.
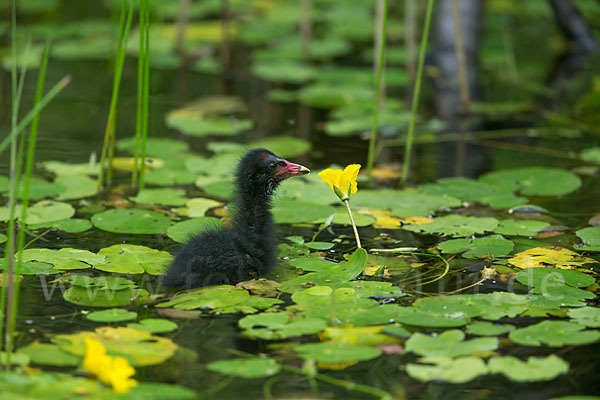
xmin=370 ymin=167 xmax=402 ymax=180
xmin=111 ymin=157 xmax=164 ymax=171
xmin=316 ymin=360 xmax=358 ymax=370
xmin=398 ymin=216 xmax=435 ymax=225
xmin=508 ymin=246 xmax=597 ymax=270
xmin=364 ymin=265 xmax=390 ymax=276
xmin=319 ymin=326 xmax=399 ymax=346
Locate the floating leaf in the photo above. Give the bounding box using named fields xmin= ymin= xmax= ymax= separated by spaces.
xmin=249 ymin=136 xmax=312 ymax=158
xmin=144 ymin=167 xmax=197 ymax=186
xmin=18 ymin=248 xmax=105 ymax=270
xmin=509 ymin=321 xmax=600 ymax=347
xmin=480 ymin=167 xmax=581 ymax=196
xmin=509 ymin=247 xmax=596 ymax=269
xmin=167 ymin=217 xmax=222 ymax=243
xmin=166 ymin=114 xmax=252 ymax=137
xmin=0 ymin=260 xmax=53 ymax=275
xmin=156 ymin=285 xmax=250 ymax=310
xmin=127 ymin=319 xmax=178 ymax=333
xmin=320 ymin=326 xmax=400 ymax=346
xmin=438 ymin=235 xmax=514 ymax=258
xmin=352 ymin=190 xmax=461 ymax=218
xmin=575 ymin=227 xmax=600 ymax=251
xmin=54 ymin=175 xmax=97 ymax=200
xmin=63 ymin=286 xmax=148 ymax=307
xmin=273 ymin=199 xmax=336 ymax=224
xmin=466 ymin=321 xmax=515 ymax=336
xmin=403 ymin=215 xmax=499 ymax=238
xmin=61 ymin=275 xmax=137 ymax=290
xmin=17 ymin=342 xmax=80 ymax=367
xmin=42 ymin=161 xmax=100 ymax=176
xmin=488 ymin=355 xmax=569 ymax=382
xmin=23 ymin=200 xmax=75 ymax=225
xmin=580 ymin=147 xmax=600 ymax=164
xmin=174 ymin=198 xmax=223 ymax=218
xmin=515 ymin=267 xmax=595 ymax=308
xmin=28 ymin=218 xmax=93 ymax=233
xmin=568 ymin=307 xmax=600 ymax=328
xmin=130 ymin=188 xmax=188 ymax=206
xmin=96 ymin=244 xmax=172 ymax=275
xmin=406 ymin=330 xmax=498 ymax=358
xmin=297 ymin=83 xmax=373 ymax=109
xmin=252 ymin=61 xmax=316 ymax=83
xmin=207 ymin=358 xmax=281 ymax=379
xmin=406 ymin=356 xmax=488 ymax=383
xmin=0 ymin=177 xmax=65 ymax=200
xmin=495 ymin=219 xmax=550 ymax=236
xmin=117 ymin=137 xmax=190 ymax=157
xmin=87 ymin=309 xmax=138 ymax=322
xmin=295 ymin=342 xmax=381 ymax=363
xmin=92 ymin=208 xmax=173 ymax=234
xmin=393 ymin=307 xmax=470 ymax=328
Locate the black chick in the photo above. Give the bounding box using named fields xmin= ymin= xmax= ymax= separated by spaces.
xmin=161 ymin=148 xmax=310 ymax=289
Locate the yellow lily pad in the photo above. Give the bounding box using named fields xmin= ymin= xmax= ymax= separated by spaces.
xmin=508 ymin=246 xmax=597 ymax=269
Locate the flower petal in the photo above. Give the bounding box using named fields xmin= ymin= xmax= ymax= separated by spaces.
xmin=318 ymin=169 xmax=343 ymax=192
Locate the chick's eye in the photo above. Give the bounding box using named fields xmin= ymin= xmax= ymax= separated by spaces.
xmin=268 ymin=162 xmax=276 ymax=169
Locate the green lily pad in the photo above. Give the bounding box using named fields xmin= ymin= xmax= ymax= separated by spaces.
xmin=252 ymin=61 xmax=316 ymax=83
xmin=406 ymin=356 xmax=488 ymax=383
xmin=96 ymin=244 xmax=172 ymax=275
xmin=60 ymin=275 xmax=137 ymax=290
xmin=403 ymin=215 xmax=499 ymax=238
xmin=42 ymin=161 xmax=100 ymax=176
xmin=413 ymin=293 xmax=529 ymax=321
xmin=249 ymin=136 xmax=312 ymax=158
xmin=288 ymin=256 xmax=339 ymax=272
xmin=207 ymin=358 xmax=281 ymax=379
xmin=509 ymin=320 xmax=600 ymax=346
xmin=117 ymin=137 xmax=190 ymax=157
xmin=297 ymin=83 xmax=373 ymax=109
xmin=466 ymin=321 xmax=515 ymax=336
xmin=575 ymin=227 xmax=600 ymax=251
xmin=91 ymin=208 xmax=173 ymax=234
xmin=174 ymin=198 xmax=223 ymax=218
xmin=53 ymin=175 xmax=97 ymax=201
xmin=18 ymin=248 xmax=105 ymax=270
xmin=131 ymin=188 xmax=188 ymax=206
xmin=392 ymin=307 xmax=470 ymax=328
xmin=480 ymin=167 xmax=581 ymax=196
xmin=166 ymin=115 xmax=253 ymax=137
xmin=295 ymin=342 xmax=381 ymax=363
xmin=63 ymin=286 xmax=149 ymax=307
xmin=438 ymin=234 xmax=514 ymax=258
xmin=156 ymin=285 xmax=250 ymax=310
xmin=488 ymin=355 xmax=569 ymax=382
xmin=352 ymin=190 xmax=461 ymax=217
xmin=273 ymin=199 xmax=336 ymax=224
xmin=495 ymin=219 xmax=551 ymax=236
xmin=144 ymin=167 xmax=197 ymax=186
xmin=0 ymin=260 xmax=54 ymax=275
xmin=87 ymin=308 xmax=138 ymax=322
xmin=22 ymin=200 xmax=75 ymax=225
xmin=516 ymin=267 xmax=595 ymax=308
xmin=581 ymin=147 xmax=600 ymax=164
xmin=0 ymin=177 xmax=65 ymax=200
xmin=17 ymin=342 xmax=80 ymax=367
xmin=167 ymin=217 xmax=222 ymax=243
xmin=202 ymin=180 xmax=235 ymax=199
xmin=122 ymin=382 xmax=196 ymax=400
xmin=406 ymin=330 xmax=498 ymax=358
xmin=127 ymin=318 xmax=178 ymax=333
xmin=28 ymin=218 xmax=93 ymax=233
xmin=325 ymin=110 xmax=412 ymax=137
xmin=419 ymin=177 xmax=527 ymax=209
xmin=243 ymin=317 xmax=326 ymax=340
xmin=568 ymin=307 xmax=600 ymax=328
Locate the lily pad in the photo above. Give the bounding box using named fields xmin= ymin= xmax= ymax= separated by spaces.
xmin=568 ymin=307 xmax=600 ymax=328
xmin=509 ymin=247 xmax=596 ymax=269
xmin=488 ymin=355 xmax=569 ymax=382
xmin=167 ymin=217 xmax=222 ymax=243
xmin=54 ymin=175 xmax=97 ymax=200
xmin=252 ymin=61 xmax=316 ymax=83
xmin=16 ymin=342 xmax=80 ymax=367
xmin=509 ymin=320 xmax=600 ymax=347
xmin=144 ymin=167 xmax=197 ymax=186
xmin=63 ymin=285 xmax=149 ymax=307
xmin=91 ymin=208 xmax=173 ymax=234
xmin=406 ymin=356 xmax=488 ymax=383
xmin=18 ymin=248 xmax=105 ymax=270
xmin=581 ymin=147 xmax=600 ymax=164
xmin=42 ymin=161 xmax=100 ymax=176
xmin=87 ymin=308 xmax=138 ymax=322
xmin=127 ymin=318 xmax=178 ymax=333
xmin=515 ymin=267 xmax=595 ymax=308
xmin=0 ymin=177 xmax=65 ymax=200
xmin=249 ymin=136 xmax=312 ymax=158
xmin=466 ymin=321 xmax=515 ymax=336
xmin=156 ymin=285 xmax=250 ymax=310
xmin=406 ymin=330 xmax=498 ymax=358
xmin=575 ymin=227 xmax=600 ymax=251
xmin=403 ymin=215 xmax=499 ymax=238
xmin=438 ymin=234 xmax=514 ymax=258
xmin=495 ymin=219 xmax=551 ymax=236
xmin=295 ymin=342 xmax=381 ymax=363
xmin=96 ymin=244 xmax=172 ymax=275
xmin=207 ymin=358 xmax=281 ymax=379
xmin=352 ymin=190 xmax=461 ymax=217
xmin=130 ymin=188 xmax=188 ymax=206
xmin=174 ymin=198 xmax=223 ymax=218
xmin=480 ymin=167 xmax=581 ymax=196
xmin=22 ymin=200 xmax=75 ymax=225
xmin=117 ymin=137 xmax=190 ymax=157
xmin=273 ymin=199 xmax=336 ymax=224
xmin=166 ymin=115 xmax=253 ymax=137
xmin=28 ymin=218 xmax=93 ymax=233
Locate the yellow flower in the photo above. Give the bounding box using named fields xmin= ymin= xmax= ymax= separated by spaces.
xmin=83 ymin=337 xmax=138 ymax=394
xmin=318 ymin=164 xmax=361 ymax=201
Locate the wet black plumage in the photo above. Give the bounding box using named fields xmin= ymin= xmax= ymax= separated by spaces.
xmin=161 ymin=148 xmax=310 ymax=289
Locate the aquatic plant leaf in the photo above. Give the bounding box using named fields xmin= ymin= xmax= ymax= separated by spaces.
xmin=509 ymin=247 xmax=596 ymax=269
xmin=419 ymin=177 xmax=527 ymax=209
xmin=393 ymin=307 xmax=470 ymax=328
xmin=60 ymin=275 xmax=137 ymax=290
xmin=63 ymin=286 xmax=148 ymax=307
xmin=255 ymin=36 xmax=351 ymax=62
xmin=117 ymin=137 xmax=190 ymax=157
xmin=320 ymin=326 xmax=401 ymax=346
xmin=273 ymin=199 xmax=336 ymax=224
xmin=166 ymin=115 xmax=252 ymax=137
xmin=167 ymin=217 xmax=222 ymax=244
xmin=0 ymin=259 xmax=54 ymax=275
xmin=488 ymin=355 xmax=569 ymax=382
xmin=249 ymin=136 xmax=312 ymax=158
xmin=91 ymin=208 xmax=173 ymax=234
xmin=54 ymin=175 xmax=97 ymax=200
xmin=352 ymin=190 xmax=461 ymax=217
xmin=54 ymin=326 xmax=177 ymax=366
xmin=23 ymin=200 xmax=75 ymax=225
xmin=145 ymin=167 xmax=197 ymax=186
xmin=297 ymin=83 xmax=373 ymax=109
xmin=509 ymin=320 xmax=600 ymax=346
xmin=96 ymin=244 xmax=172 ymax=275
xmin=239 ymin=312 xmax=289 ymax=330
xmin=325 ymin=111 xmax=412 ymax=137
xmin=174 ymin=198 xmax=223 ymax=218
xmin=16 ymin=342 xmax=80 ymax=367
xmin=466 ymin=321 xmax=515 ymax=336
xmin=288 ymin=256 xmax=339 ymax=272
xmin=575 ymin=227 xmax=600 ymax=251
xmin=243 ymin=318 xmax=326 ymax=340
xmin=156 ymin=286 xmax=250 ymax=310
xmin=295 ymin=342 xmax=381 ymax=363
xmin=581 ymin=147 xmax=600 ymax=164
xmin=403 ymin=215 xmax=499 ymax=237
xmin=252 ymin=61 xmax=316 ymax=83
xmin=52 ymin=36 xmax=113 ymax=60
xmin=407 ymin=356 xmax=488 ymax=383
xmin=0 ymin=177 xmax=65 ymax=200
xmin=319 ymin=212 xmax=375 ymax=227
xmin=130 ymin=188 xmax=188 ymax=206
xmin=0 ymin=370 xmax=113 ymax=397
xmin=127 ymin=319 xmax=178 ymax=334
xmin=186 ymin=152 xmax=240 ymax=176
xmin=495 ymin=219 xmax=550 ymax=236
xmin=438 ymin=234 xmax=514 ymax=258
xmin=383 ymin=324 xmax=412 ymax=338
xmin=568 ymin=307 xmax=600 ymax=328
xmin=276 ymin=172 xmax=343 ymax=205
xmin=42 ymin=161 xmax=100 ymax=176
xmin=28 ymin=218 xmax=93 ymax=233
xmin=202 ymin=180 xmax=235 ymax=199
xmin=480 ymin=167 xmax=581 ymax=196
xmin=121 ymin=382 xmax=196 ymax=400
xmin=516 ymin=267 xmax=595 ymax=288
xmin=207 ymin=358 xmax=281 ymax=379
xmin=406 ymin=330 xmax=498 ymax=358
xmin=18 ymin=248 xmax=105 ymax=270
xmin=87 ymin=309 xmax=138 ymax=323
xmin=412 ymin=293 xmax=529 ymax=321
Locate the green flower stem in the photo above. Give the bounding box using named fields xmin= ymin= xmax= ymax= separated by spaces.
xmin=344 ymin=199 xmax=362 ymax=249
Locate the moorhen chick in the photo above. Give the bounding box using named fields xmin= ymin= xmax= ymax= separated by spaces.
xmin=162 ymin=148 xmax=310 ymax=289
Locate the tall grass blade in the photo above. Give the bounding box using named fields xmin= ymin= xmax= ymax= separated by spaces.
xmin=133 ymin=0 xmax=150 ymax=189
xmin=401 ymin=0 xmax=436 ymax=183
xmin=366 ymin=0 xmax=388 ymax=177
xmin=139 ymin=0 xmax=150 ymax=189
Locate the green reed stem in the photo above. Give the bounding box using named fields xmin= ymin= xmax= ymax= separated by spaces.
xmin=97 ymin=0 xmax=135 ymax=191
xmin=133 ymin=0 xmax=147 ymax=187
xmin=402 ymin=0 xmax=435 ymax=183
xmin=344 ymin=200 xmax=362 ymax=249
xmin=139 ymin=0 xmax=150 ymax=189
xmin=366 ymin=0 xmax=388 ymax=177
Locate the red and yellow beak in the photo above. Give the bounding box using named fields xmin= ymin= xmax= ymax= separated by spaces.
xmin=276 ymin=159 xmax=310 ymax=180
